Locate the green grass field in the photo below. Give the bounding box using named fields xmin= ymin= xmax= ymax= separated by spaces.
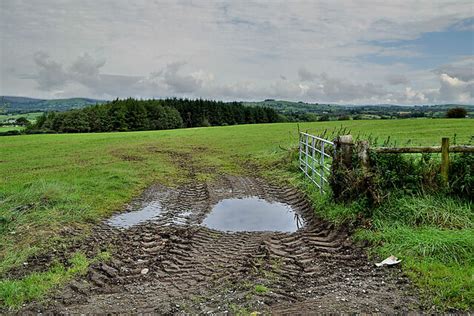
xmin=0 ymin=112 xmax=43 ymax=124
xmin=0 ymin=127 xmax=23 ymax=133
xmin=0 ymin=118 xmax=473 ymax=309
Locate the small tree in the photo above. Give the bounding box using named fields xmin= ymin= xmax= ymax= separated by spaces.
xmin=318 ymin=115 xmax=330 ymax=121
xmin=446 ymin=107 xmax=467 ymax=118
xmin=15 ymin=117 xmax=30 ymax=126
xmin=337 ymin=115 xmax=351 ymax=121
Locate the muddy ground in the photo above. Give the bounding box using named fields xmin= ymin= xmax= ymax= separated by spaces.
xmin=17 ymin=175 xmax=420 ymax=314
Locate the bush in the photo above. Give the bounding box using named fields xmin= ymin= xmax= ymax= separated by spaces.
xmin=449 ymin=153 xmax=474 ymax=199
xmin=370 ymin=152 xmax=440 ymax=195
xmin=446 ymin=107 xmax=467 ymax=118
xmin=0 ymin=130 xmax=21 ymax=136
xmin=330 ymin=150 xmax=473 ymax=207
xmin=15 ymin=117 xmax=30 ymax=126
xmin=337 ymin=115 xmax=351 ymax=121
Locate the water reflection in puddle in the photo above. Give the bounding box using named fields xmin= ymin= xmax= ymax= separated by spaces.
xmin=107 ymin=201 xmax=163 ymax=228
xmin=202 ymin=197 xmax=302 ymax=232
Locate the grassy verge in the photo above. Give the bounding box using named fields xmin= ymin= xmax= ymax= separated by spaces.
xmin=355 ymin=195 xmax=473 ymax=310
xmin=0 ymin=252 xmax=89 ymax=308
xmin=0 ymin=250 xmax=111 ymax=309
xmin=303 ymin=188 xmax=473 ymax=310
xmin=0 ymin=118 xmax=472 ymax=308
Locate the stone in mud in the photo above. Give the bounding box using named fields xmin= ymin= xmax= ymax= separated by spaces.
xmin=141 ymin=268 xmax=149 ymax=275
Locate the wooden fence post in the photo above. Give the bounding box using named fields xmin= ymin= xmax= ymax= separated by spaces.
xmin=441 ymin=137 xmax=449 ymax=186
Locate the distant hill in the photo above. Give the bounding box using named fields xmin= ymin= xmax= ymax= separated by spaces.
xmin=244 ymin=100 xmax=474 ymax=118
xmin=1 ymin=96 xmax=473 ymax=119
xmin=0 ymin=96 xmax=106 ymax=114
xmin=243 ymin=100 xmax=337 ymax=114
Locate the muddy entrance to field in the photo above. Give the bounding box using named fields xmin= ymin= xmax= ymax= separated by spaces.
xmin=203 ymin=197 xmax=302 ymax=232
xmin=22 ymin=175 xmax=419 ymax=314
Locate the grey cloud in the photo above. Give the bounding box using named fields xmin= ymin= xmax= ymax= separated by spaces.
xmin=69 ymin=53 xmax=105 ymax=78
xmin=24 ymin=50 xmax=474 ymax=105
xmin=31 ymin=53 xmax=217 ymax=98
xmin=209 ymin=81 xmax=264 ymax=100
xmin=298 ymin=68 xmax=317 ymax=82
xmin=312 ymin=73 xmax=388 ymax=102
xmin=386 ymin=74 xmax=409 ymax=85
xmin=94 ymin=74 xmax=144 ymax=97
xmin=161 ymin=62 xmax=204 ymax=94
xmin=33 ymin=52 xmax=68 ymax=90
xmin=32 ymin=52 xmax=145 ymax=98
xmin=435 ymin=58 xmax=474 ymax=81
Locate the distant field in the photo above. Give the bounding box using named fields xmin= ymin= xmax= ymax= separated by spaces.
xmin=0 ymin=112 xmax=43 ymax=124
xmin=0 ymin=126 xmax=23 ymax=132
xmin=0 ymin=118 xmax=473 ymax=309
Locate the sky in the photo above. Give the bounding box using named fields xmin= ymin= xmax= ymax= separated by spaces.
xmin=0 ymin=0 xmax=473 ymax=104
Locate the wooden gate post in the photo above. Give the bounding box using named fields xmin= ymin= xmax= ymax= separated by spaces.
xmin=441 ymin=137 xmax=449 ymax=186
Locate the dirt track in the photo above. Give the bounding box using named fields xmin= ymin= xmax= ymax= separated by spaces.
xmin=22 ymin=175 xmax=419 ymax=314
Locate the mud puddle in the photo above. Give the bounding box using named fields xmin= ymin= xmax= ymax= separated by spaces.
xmin=202 ymin=197 xmax=303 ymax=232
xmin=107 ymin=201 xmax=162 ymax=228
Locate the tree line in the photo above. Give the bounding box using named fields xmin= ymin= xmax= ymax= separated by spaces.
xmin=28 ymin=98 xmax=281 ymax=133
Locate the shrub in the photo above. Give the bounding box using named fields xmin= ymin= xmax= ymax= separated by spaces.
xmin=0 ymin=130 xmax=21 ymax=136
xmin=446 ymin=107 xmax=467 ymax=118
xmin=330 ymin=150 xmax=473 ymax=206
xmin=337 ymin=115 xmax=351 ymax=121
xmin=370 ymin=152 xmax=440 ymax=195
xmin=15 ymin=117 xmax=30 ymax=126
xmin=449 ymin=153 xmax=474 ymax=199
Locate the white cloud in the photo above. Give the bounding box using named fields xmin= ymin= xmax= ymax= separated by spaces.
xmin=435 ymin=57 xmax=474 ymax=82
xmin=438 ymin=73 xmax=473 ymax=102
xmin=403 ymin=87 xmax=428 ymax=103
xmin=161 ymin=62 xmax=204 ymax=94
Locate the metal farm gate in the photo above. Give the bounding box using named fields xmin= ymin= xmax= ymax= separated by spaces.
xmin=299 ymin=132 xmax=334 ymax=192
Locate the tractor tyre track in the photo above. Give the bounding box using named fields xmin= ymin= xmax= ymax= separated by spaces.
xmin=22 ymin=176 xmax=419 ymax=314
